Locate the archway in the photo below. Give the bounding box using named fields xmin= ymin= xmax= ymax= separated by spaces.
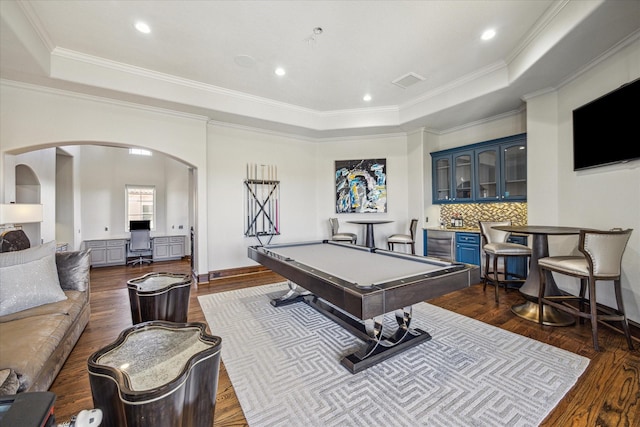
xmin=15 ymin=164 xmax=41 ymax=245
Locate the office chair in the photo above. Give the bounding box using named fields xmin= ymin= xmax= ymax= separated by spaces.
xmin=538 ymin=228 xmax=634 ymax=351
xmin=479 ymin=221 xmax=531 ymax=302
xmin=387 ymin=219 xmax=418 ymax=254
xmin=128 ymin=229 xmax=152 ymax=266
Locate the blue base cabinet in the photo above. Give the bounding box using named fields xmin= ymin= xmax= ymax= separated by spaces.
xmin=455 ymin=232 xmax=480 ymax=266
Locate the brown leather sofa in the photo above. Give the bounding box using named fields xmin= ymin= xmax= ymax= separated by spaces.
xmin=0 ymin=246 xmax=91 ymax=393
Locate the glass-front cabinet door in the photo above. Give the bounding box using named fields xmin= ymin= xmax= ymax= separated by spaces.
xmin=453 ymin=151 xmax=474 ymax=202
xmin=476 ymin=147 xmax=498 ymax=201
xmin=501 ymin=141 xmax=526 ymax=200
xmin=433 ymin=157 xmax=451 ymax=202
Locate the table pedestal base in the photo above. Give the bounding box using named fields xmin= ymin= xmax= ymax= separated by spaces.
xmin=511 ymin=300 xmax=575 ymax=326
xmin=269 ymin=281 xmax=432 ymax=374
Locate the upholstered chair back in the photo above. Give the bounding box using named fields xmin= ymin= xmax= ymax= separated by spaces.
xmin=580 ymin=229 xmax=632 ymax=277
xmin=479 ymin=221 xmax=511 ymax=244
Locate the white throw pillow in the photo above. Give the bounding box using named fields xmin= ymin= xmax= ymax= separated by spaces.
xmin=0 ymin=242 xmax=67 ymax=316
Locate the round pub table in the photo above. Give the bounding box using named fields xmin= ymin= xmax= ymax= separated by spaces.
xmin=492 ymin=225 xmax=592 ymax=326
xmin=346 ymin=219 xmax=393 ymax=248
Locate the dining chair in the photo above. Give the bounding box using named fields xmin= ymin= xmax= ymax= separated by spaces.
xmin=537 ymin=228 xmax=634 ymax=351
xmin=329 ymin=218 xmax=357 ymax=244
xmin=479 ymin=220 xmax=532 ymax=302
xmin=387 ymin=219 xmax=418 ymax=254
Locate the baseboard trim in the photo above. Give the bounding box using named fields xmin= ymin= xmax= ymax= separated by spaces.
xmin=193 ymin=265 xmax=270 ymax=285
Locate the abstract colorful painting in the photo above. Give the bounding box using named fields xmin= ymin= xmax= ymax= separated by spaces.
xmin=335 ymin=159 xmax=387 ymax=213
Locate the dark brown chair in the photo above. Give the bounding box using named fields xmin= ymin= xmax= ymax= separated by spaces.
xmin=538 ymin=228 xmax=634 ymax=351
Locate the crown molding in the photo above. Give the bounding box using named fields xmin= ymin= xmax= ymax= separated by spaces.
xmin=0 ymin=78 xmax=209 ymax=122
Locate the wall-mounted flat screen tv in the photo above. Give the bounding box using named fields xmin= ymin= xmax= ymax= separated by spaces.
xmin=572 ymin=78 xmax=639 ymax=171
xmin=129 ymin=220 xmax=150 ymax=231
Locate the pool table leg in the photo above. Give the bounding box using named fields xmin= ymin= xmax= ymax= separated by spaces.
xmin=304 ymin=296 xmax=432 ymax=374
xmin=268 ymin=281 xmax=310 ymax=307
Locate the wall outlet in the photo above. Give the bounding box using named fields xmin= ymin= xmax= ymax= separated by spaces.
xmin=104 ymin=226 xmax=108 ymax=231
xmin=425 ymin=217 xmax=429 ymax=223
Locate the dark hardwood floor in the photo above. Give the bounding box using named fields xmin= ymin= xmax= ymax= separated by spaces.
xmin=49 ymin=259 xmax=639 ymax=426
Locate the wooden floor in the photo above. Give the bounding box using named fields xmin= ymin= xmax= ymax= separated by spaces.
xmin=50 ymin=259 xmax=640 ymax=426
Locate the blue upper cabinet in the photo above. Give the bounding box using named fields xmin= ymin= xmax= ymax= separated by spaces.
xmin=432 ymin=149 xmax=475 ymax=203
xmin=431 ymin=133 xmax=526 ymax=204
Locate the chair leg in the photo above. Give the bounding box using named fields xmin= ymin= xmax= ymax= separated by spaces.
xmin=578 ymin=278 xmax=587 ymax=324
xmin=538 ymin=265 xmax=546 ymax=325
xmin=410 ymin=243 xmax=415 ymax=255
xmin=483 ymin=254 xmax=490 ymax=291
xmin=492 ymin=255 xmax=500 ymax=302
xmin=588 ymin=278 xmax=600 ymax=351
xmin=614 ymin=279 xmax=634 ymax=351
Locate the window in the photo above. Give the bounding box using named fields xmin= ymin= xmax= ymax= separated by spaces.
xmin=126 ymin=185 xmax=155 ymax=230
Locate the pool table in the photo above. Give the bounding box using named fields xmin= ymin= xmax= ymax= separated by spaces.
xmin=248 ymin=240 xmax=480 ymax=373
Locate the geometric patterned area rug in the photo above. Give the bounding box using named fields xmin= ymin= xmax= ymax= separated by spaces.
xmin=198 ymin=283 xmax=590 ymax=427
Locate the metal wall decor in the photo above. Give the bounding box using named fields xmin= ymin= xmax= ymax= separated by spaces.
xmin=244 ymin=163 xmax=280 ymax=245
xmin=335 ymin=159 xmax=387 ymax=213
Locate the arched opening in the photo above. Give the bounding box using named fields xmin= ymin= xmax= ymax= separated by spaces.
xmin=7 ymin=143 xmax=198 ymax=274
xmin=15 ymin=164 xmax=42 ymax=246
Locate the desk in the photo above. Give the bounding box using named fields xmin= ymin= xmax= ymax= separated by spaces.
xmin=88 ymin=321 xmax=221 ymax=427
xmin=83 ymin=235 xmax=186 ymax=267
xmin=346 ymin=219 xmax=393 ymax=248
xmin=248 ymin=241 xmax=479 ymax=373
xmin=493 ymin=225 xmax=587 ymax=326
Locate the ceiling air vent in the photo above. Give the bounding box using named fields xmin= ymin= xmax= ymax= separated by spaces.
xmin=392 ymin=72 xmax=425 ymax=89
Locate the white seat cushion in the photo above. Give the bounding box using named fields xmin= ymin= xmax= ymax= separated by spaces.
xmin=388 ymin=234 xmax=412 ymax=243
xmin=539 ymin=255 xmax=594 ymax=276
xmin=483 ymin=242 xmax=531 ymax=256
xmin=332 ymin=233 xmax=356 ymax=241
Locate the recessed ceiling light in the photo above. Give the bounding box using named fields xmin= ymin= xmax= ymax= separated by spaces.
xmin=135 ymin=21 xmax=151 ymax=34
xmin=481 ymin=29 xmax=496 ymax=41
xmin=275 ymin=67 xmax=286 ymax=76
xmin=363 ymin=94 xmax=372 ymax=102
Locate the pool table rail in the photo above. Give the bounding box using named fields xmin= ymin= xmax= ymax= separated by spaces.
xmin=248 ymin=241 xmax=480 ymax=320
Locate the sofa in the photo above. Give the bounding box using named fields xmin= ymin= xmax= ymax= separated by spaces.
xmin=0 ymin=240 xmax=91 ymax=394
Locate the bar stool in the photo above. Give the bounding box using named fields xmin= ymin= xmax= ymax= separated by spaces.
xmin=329 ymin=218 xmax=357 ymax=244
xmin=538 ymin=228 xmax=634 ymax=351
xmin=479 ymin=221 xmax=532 ymax=302
xmin=387 ymin=219 xmax=418 ymax=254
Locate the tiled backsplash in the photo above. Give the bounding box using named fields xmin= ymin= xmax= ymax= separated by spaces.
xmin=440 ymin=203 xmax=527 ymax=229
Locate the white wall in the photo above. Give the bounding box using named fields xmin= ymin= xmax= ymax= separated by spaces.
xmin=206 ymin=124 xmax=319 ymax=270
xmin=315 ymin=133 xmax=410 ymax=249
xmin=76 ymin=145 xmax=190 ymax=242
xmin=203 ymin=124 xmax=415 ymax=270
xmin=527 ymin=38 xmax=640 ymax=323
xmin=0 ymin=82 xmax=209 ymax=274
